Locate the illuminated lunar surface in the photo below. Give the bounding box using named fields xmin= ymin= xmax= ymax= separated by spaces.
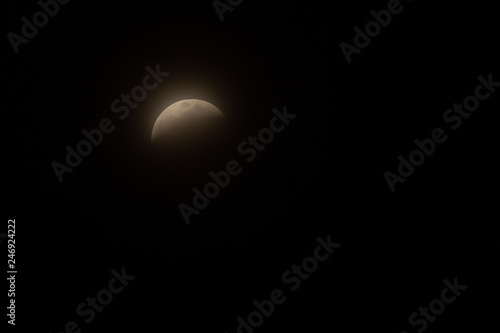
xmin=151 ymin=99 xmax=224 ymax=144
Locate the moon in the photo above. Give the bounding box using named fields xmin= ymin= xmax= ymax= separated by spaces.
xmin=151 ymin=99 xmax=225 ymax=145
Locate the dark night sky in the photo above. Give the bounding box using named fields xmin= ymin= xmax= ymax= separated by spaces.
xmin=3 ymin=0 xmax=499 ymax=332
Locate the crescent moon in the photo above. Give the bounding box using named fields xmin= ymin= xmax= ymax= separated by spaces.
xmin=151 ymin=99 xmax=224 ymax=144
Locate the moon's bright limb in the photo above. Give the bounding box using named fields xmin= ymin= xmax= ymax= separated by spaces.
xmin=151 ymin=99 xmax=224 ymax=144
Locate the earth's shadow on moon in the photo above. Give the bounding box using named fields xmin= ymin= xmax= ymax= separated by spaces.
xmin=145 ymin=110 xmax=234 ymax=199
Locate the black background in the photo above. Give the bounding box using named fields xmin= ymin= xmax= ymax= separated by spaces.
xmin=3 ymin=0 xmax=499 ymax=332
